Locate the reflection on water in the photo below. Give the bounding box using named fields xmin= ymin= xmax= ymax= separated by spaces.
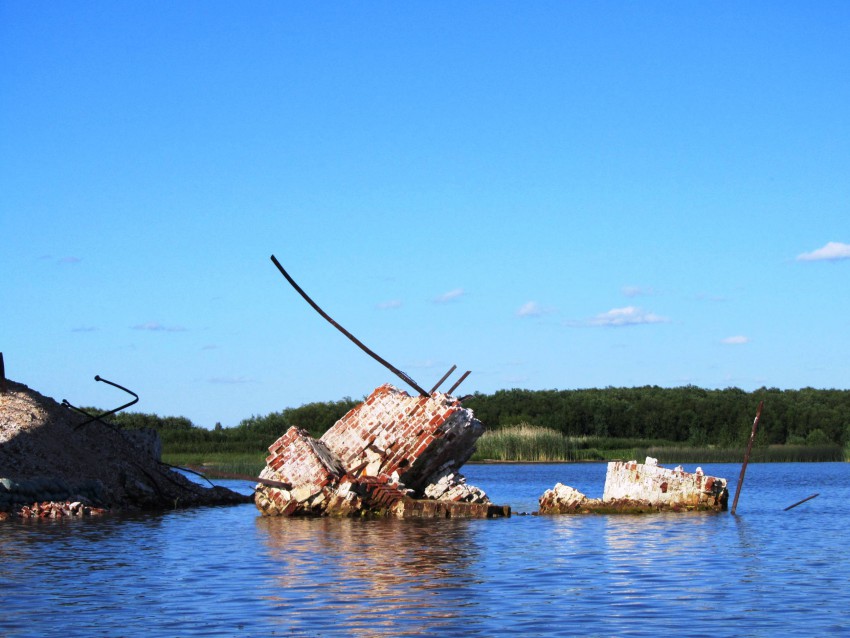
xmin=258 ymin=517 xmax=482 ymax=636
xmin=1 ymin=464 xmax=849 ymax=637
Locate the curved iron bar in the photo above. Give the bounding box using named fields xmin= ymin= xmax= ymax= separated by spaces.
xmin=159 ymin=462 xmax=217 ymax=489
xmin=270 ymin=254 xmax=430 ymax=397
xmin=63 ymin=400 xmax=122 ymax=433
xmin=65 ymin=375 xmax=139 ymax=430
xmin=159 ymin=462 xmax=294 ymax=492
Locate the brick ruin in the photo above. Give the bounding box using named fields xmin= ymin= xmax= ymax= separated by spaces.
xmin=0 ymin=378 xmax=250 ymax=516
xmin=538 ymin=457 xmax=729 ymax=514
xmin=254 ymin=384 xmax=510 ymax=518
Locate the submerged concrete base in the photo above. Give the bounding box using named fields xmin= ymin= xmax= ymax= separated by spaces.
xmin=539 ymin=458 xmax=729 ymax=515
xmin=388 ymin=498 xmax=510 ymax=519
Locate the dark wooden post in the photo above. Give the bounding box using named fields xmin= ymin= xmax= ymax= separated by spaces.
xmin=0 ymin=352 xmax=6 ymax=393
xmin=731 ymin=400 xmax=763 ymax=515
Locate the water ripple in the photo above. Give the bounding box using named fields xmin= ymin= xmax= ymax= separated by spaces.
xmin=2 ymin=463 xmax=849 ymax=636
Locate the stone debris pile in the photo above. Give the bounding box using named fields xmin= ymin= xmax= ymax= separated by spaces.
xmin=255 ymin=384 xmax=509 ymax=518
xmin=6 ymin=500 xmax=107 ymax=520
xmin=1 ymin=378 xmax=251 ymax=518
xmin=539 ymin=457 xmax=729 ymax=514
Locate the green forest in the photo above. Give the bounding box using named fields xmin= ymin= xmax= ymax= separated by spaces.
xmin=462 ymin=386 xmax=850 ymax=447
xmin=102 ymin=385 xmax=850 ymax=468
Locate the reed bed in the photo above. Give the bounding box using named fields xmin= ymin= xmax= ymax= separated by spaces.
xmin=162 ymin=432 xmax=847 ymax=473
xmin=471 ymin=426 xmax=846 ymax=464
xmin=634 ymin=445 xmax=845 ymax=464
xmin=163 ymin=452 xmax=266 ymax=478
xmin=472 ymin=425 xmax=603 ymax=462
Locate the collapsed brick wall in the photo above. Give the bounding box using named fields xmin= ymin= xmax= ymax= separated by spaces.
xmin=255 ymin=384 xmax=499 ymax=517
xmin=258 ymin=427 xmax=347 ymax=516
xmin=320 ymin=384 xmax=482 ymax=492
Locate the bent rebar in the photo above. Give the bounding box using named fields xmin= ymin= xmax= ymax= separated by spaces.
xmin=63 ymin=375 xmax=139 ymax=431
xmin=429 ymin=365 xmax=457 ymax=395
xmin=270 ymin=254 xmax=430 ymax=397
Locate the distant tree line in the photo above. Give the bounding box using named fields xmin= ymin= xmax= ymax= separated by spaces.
xmin=101 ymin=386 xmax=850 ymax=455
xmin=108 ymin=397 xmax=360 ymax=454
xmin=463 ymin=386 xmax=850 ymax=447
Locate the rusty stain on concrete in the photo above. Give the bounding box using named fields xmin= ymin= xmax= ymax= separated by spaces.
xmin=254 ymin=384 xmax=510 ymax=518
xmin=539 ymin=457 xmax=729 ymax=514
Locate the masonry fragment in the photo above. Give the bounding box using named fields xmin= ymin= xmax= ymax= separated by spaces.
xmin=254 ymin=384 xmax=510 ymax=518
xmin=0 ymin=378 xmax=250 ymax=516
xmin=538 ymin=457 xmax=729 ymax=514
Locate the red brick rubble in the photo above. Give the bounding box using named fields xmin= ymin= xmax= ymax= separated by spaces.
xmin=255 ymin=384 xmax=509 ymax=518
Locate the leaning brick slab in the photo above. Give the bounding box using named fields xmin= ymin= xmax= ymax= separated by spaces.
xmin=255 ymin=384 xmax=509 ymax=518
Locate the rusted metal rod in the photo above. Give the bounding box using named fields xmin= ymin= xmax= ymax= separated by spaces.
xmin=62 ymin=401 xmax=119 ymax=431
xmin=64 ymin=375 xmax=139 ymax=430
xmin=0 ymin=352 xmax=6 ymax=394
xmin=429 ymin=364 xmax=457 ymax=394
xmin=784 ymin=493 xmax=819 ymax=511
xmin=185 ymin=467 xmax=292 ymax=491
xmin=270 ymin=254 xmax=429 ymax=397
xmin=446 ymin=370 xmax=471 ymax=396
xmin=731 ymin=400 xmax=763 ymax=515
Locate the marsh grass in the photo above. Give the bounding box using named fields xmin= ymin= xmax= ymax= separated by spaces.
xmin=163 ymin=452 xmax=266 ymax=478
xmin=470 ymin=425 xmax=629 ymax=462
xmin=472 ymin=425 xmax=578 ymax=462
xmin=628 ymin=444 xmax=845 ymax=464
xmin=470 ymin=425 xmax=847 ymax=464
xmin=162 ymin=430 xmax=847 ymax=472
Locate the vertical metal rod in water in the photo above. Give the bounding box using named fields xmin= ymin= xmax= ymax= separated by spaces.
xmin=731 ymin=400 xmax=764 ymax=515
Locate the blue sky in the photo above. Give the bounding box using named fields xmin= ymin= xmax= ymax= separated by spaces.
xmin=2 ymin=3 xmax=849 ymax=428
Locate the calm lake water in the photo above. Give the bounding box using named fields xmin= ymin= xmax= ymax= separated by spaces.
xmin=2 ymin=462 xmax=849 ymax=637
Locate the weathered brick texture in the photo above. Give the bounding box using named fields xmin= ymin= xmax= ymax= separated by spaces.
xmin=539 ymin=457 xmax=729 ymax=514
xmin=321 ymin=384 xmax=482 ymax=491
xmin=254 ymin=384 xmax=505 ymax=518
xmin=602 ymin=459 xmax=728 ymax=509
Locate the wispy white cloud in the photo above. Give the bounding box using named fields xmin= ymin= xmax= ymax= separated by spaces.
xmin=721 ymin=335 xmax=750 ymax=345
xmin=622 ymin=285 xmax=655 ymax=298
xmin=377 ymin=300 xmax=403 ymax=310
xmin=59 ymin=256 xmax=82 ymax=264
xmin=132 ymin=321 xmax=187 ymax=332
xmin=796 ymin=241 xmax=850 ymax=262
xmin=433 ymin=288 xmax=466 ymax=304
xmin=71 ymin=326 xmax=98 ymax=333
xmin=516 ymin=301 xmax=544 ymax=317
xmin=208 ymin=376 xmax=254 ymax=384
xmin=588 ymin=306 xmax=669 ymax=327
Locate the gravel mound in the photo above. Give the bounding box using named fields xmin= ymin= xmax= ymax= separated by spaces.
xmin=0 ymin=379 xmax=250 ymax=514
